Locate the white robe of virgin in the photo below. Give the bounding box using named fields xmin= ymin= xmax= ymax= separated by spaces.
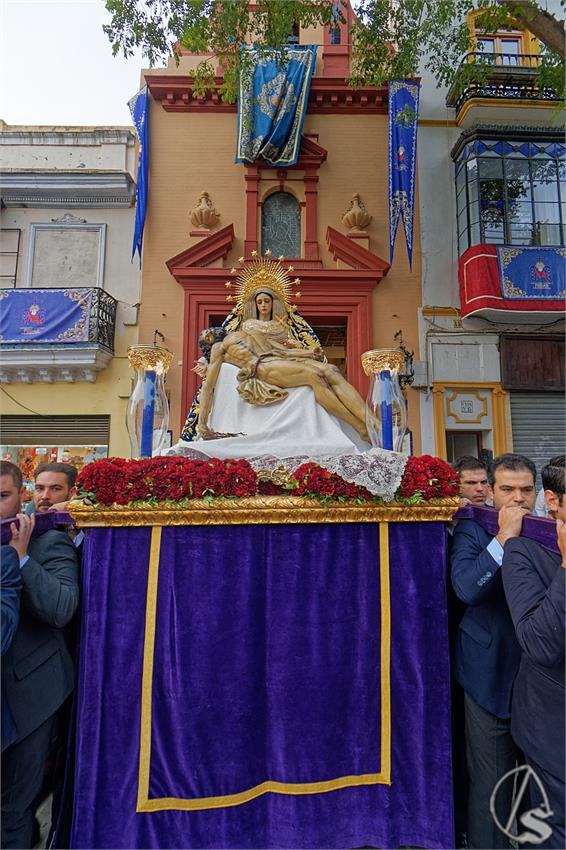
xmin=172 ymin=363 xmax=371 ymax=459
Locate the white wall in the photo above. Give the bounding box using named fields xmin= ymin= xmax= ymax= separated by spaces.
xmin=0 ymin=128 xmax=136 ymax=175
xmin=1 ymin=206 xmax=140 ymax=305
xmin=418 ymin=66 xmax=461 ymax=311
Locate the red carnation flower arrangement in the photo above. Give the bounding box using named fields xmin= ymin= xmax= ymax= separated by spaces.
xmin=77 ymin=456 xmax=257 ymax=506
xmin=293 ymin=462 xmax=373 ymax=502
xmin=293 ymin=455 xmax=458 ymax=503
xmin=398 ymin=455 xmax=460 ymax=500
xmin=77 ymin=454 xmax=458 ymax=507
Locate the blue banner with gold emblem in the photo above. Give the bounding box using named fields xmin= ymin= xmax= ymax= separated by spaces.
xmin=236 ymin=45 xmax=317 ymax=166
xmin=497 ymin=246 xmax=566 ymax=299
xmin=0 ymin=288 xmax=93 ymax=343
xmin=388 ymin=80 xmax=420 ymax=269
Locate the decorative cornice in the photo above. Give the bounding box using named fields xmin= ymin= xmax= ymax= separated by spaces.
xmin=326 ymin=226 xmax=390 ymax=273
xmin=309 ymin=78 xmax=388 ymax=114
xmin=166 ymin=223 xmax=235 ymax=273
xmin=0 ymin=129 xmax=135 ymax=146
xmin=451 ymin=123 xmax=565 ymax=160
xmin=0 ymin=347 xmax=112 ymax=384
xmin=291 ymin=135 xmax=328 ymax=168
xmin=243 ymin=135 xmax=327 ymax=174
xmin=0 ymin=171 xmax=136 ymax=208
xmin=146 ymin=74 xmax=388 ymax=115
xmin=69 ymin=496 xmax=460 ymax=527
xmin=170 ymin=264 xmax=387 ymax=290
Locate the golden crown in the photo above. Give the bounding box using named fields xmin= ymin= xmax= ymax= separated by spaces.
xmin=224 ymin=250 xmax=301 ymax=312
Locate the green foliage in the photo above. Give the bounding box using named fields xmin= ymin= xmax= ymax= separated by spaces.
xmin=104 ymin=0 xmax=339 ymax=102
xmin=103 ymin=0 xmax=564 ymax=103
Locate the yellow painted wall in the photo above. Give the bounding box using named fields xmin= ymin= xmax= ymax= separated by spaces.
xmin=139 ymin=99 xmax=422 ymax=452
xmin=0 ymin=324 xmax=138 ymax=457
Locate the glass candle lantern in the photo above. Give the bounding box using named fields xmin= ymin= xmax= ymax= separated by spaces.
xmin=361 ymin=348 xmax=408 ymax=452
xmin=126 ymin=345 xmax=173 ymax=458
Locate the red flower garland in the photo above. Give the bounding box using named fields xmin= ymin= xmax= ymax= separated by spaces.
xmin=293 ymin=462 xmax=373 ymax=500
xmin=398 ymin=455 xmax=460 ymax=499
xmin=77 ymin=454 xmax=458 ymax=506
xmin=78 ymin=456 xmax=257 ymax=506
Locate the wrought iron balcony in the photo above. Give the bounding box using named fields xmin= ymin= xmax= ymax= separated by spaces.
xmin=0 ymin=287 xmax=117 ymax=383
xmin=87 ymin=288 xmax=117 ymax=351
xmin=446 ymin=52 xmax=558 ymax=114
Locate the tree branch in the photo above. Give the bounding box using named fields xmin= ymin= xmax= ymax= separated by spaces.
xmin=496 ymin=0 xmax=565 ymax=57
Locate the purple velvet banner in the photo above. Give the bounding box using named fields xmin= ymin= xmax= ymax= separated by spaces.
xmin=454 ymin=504 xmax=559 ymax=554
xmin=0 ymin=511 xmax=74 ymax=545
xmin=70 ymin=522 xmax=453 ymax=849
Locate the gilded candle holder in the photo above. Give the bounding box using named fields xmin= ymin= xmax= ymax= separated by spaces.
xmin=361 ymin=348 xmax=408 ymax=452
xmin=126 ymin=345 xmax=173 ymax=458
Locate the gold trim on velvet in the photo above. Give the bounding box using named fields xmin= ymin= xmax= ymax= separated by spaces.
xmin=379 ymin=522 xmax=391 ymax=784
xmin=70 ymin=496 xmax=460 ymax=527
xmin=137 ymin=526 xmax=161 ymax=811
xmin=136 ymin=523 xmax=393 ymax=812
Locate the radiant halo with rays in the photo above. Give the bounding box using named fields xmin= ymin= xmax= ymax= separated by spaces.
xmin=224 ymin=250 xmax=301 ymax=312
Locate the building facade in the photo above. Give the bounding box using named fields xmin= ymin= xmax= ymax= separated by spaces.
xmin=136 ymin=3 xmax=425 ymax=453
xmin=416 ymin=6 xmax=565 ymax=475
xmin=0 ymin=123 xmax=141 ymax=485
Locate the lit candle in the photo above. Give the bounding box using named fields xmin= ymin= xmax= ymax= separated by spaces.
xmin=140 ymin=370 xmax=156 ymax=457
xmin=379 ymin=370 xmax=394 ymax=450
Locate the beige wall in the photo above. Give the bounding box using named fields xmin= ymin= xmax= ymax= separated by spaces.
xmin=0 ymin=123 xmax=141 ymax=457
xmin=0 ymin=322 xmax=137 ymax=457
xmin=139 ymin=101 xmax=422 ymax=451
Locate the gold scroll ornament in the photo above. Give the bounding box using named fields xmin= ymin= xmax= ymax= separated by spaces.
xmin=361 ymin=348 xmax=406 ymax=376
xmin=69 ymin=496 xmax=461 ymax=527
xmin=127 ymin=345 xmax=173 ymax=374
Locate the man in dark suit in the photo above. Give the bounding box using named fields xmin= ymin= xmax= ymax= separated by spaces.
xmin=503 ymin=455 xmax=565 ymax=849
xmin=454 ymin=455 xmax=489 ymax=507
xmin=28 ymin=461 xmax=84 ymax=565
xmin=2 ymin=545 xmax=22 ymax=752
xmin=449 ymin=456 xmax=489 ymax=847
xmin=30 ymin=461 xmax=77 ymax=514
xmin=0 ymin=460 xmax=79 ymax=849
xmin=451 ymin=453 xmax=537 ymax=849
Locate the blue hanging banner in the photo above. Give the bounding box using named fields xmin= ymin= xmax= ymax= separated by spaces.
xmin=128 ymin=85 xmax=149 ymax=264
xmin=497 ymin=246 xmax=566 ymax=299
xmin=236 ymin=45 xmax=317 ymax=166
xmin=388 ymin=80 xmax=420 ymax=268
xmin=0 ymin=289 xmax=93 ymax=343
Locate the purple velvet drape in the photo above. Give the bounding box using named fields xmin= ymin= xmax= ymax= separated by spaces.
xmin=454 ymin=504 xmax=559 ymax=553
xmin=70 ymin=521 xmax=453 ymax=849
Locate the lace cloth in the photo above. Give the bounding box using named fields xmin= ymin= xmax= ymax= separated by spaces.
xmin=166 ymin=445 xmax=408 ymax=502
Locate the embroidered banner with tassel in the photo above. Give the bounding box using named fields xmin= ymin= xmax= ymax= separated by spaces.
xmin=388 ymin=80 xmax=420 ymax=268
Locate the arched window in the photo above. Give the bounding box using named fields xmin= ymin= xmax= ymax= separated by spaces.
xmin=330 ymin=2 xmax=341 ymax=44
xmin=261 ymin=192 xmax=301 ymax=258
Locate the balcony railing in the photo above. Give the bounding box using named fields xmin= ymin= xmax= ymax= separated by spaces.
xmin=88 ymin=288 xmax=117 ymax=352
xmin=446 ymin=52 xmax=558 ymax=112
xmin=0 ymin=287 xmax=118 ymax=383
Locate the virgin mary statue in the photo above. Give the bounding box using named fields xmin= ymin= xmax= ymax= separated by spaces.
xmin=172 ymin=253 xmax=371 ymax=459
